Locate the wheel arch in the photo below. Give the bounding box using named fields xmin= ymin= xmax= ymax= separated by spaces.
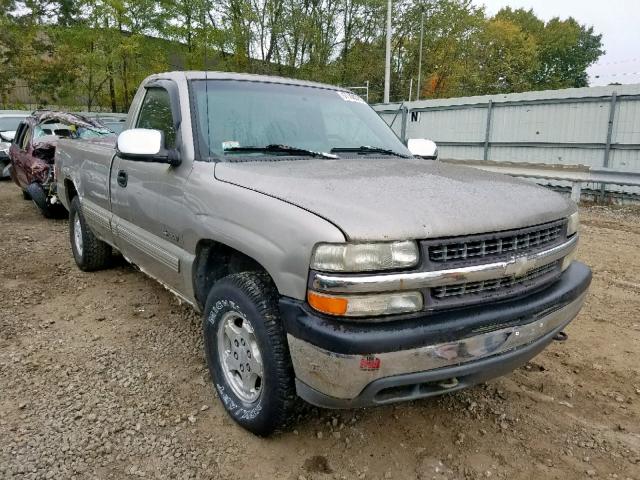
xmin=192 ymin=239 xmax=278 ymax=311
xmin=64 ymin=177 xmax=78 ymax=204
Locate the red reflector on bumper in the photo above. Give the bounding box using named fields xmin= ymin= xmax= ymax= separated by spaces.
xmin=359 ymin=356 xmax=381 ymax=371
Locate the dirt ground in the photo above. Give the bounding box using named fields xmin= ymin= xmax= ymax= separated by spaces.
xmin=0 ymin=180 xmax=639 ymax=480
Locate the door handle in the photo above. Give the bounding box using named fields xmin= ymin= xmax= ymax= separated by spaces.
xmin=117 ymin=170 xmax=128 ymax=188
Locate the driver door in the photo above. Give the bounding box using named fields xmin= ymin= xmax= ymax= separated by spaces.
xmin=110 ymin=83 xmax=193 ymax=294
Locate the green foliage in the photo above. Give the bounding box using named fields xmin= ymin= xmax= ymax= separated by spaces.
xmin=494 ymin=8 xmax=604 ymax=89
xmin=0 ymin=0 xmax=604 ymax=110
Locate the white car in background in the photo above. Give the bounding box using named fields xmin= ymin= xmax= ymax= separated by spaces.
xmin=0 ymin=110 xmax=30 ymax=178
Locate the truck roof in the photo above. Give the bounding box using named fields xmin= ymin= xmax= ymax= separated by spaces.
xmin=145 ymin=71 xmax=348 ymax=92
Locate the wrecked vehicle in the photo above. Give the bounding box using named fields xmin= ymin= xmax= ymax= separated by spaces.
xmin=0 ymin=110 xmax=30 ymax=178
xmin=55 ymin=72 xmax=592 ymax=436
xmin=9 ymin=111 xmax=113 ymax=217
xmin=74 ymin=112 xmax=128 ymax=134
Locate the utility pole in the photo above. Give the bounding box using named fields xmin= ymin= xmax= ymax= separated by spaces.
xmin=416 ymin=11 xmax=424 ymax=101
xmin=383 ymin=0 xmax=392 ymax=103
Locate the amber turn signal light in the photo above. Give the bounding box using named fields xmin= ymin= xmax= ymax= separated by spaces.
xmin=307 ymin=291 xmax=348 ymax=316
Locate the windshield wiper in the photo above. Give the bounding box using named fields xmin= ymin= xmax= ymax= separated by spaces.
xmin=330 ymin=145 xmax=411 ymax=158
xmin=225 ymin=144 xmax=338 ymax=159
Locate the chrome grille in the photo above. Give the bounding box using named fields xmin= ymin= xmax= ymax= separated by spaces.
xmin=428 ymin=221 xmax=564 ymax=263
xmin=432 ymin=262 xmax=559 ymax=300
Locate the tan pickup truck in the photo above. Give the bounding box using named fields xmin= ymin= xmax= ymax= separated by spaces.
xmin=55 ymin=71 xmax=591 ymax=435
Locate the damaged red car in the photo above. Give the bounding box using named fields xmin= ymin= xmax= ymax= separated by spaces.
xmin=9 ymin=111 xmax=113 ymax=217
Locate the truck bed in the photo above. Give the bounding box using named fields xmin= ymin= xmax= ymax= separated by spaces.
xmin=55 ymin=136 xmax=116 ymax=211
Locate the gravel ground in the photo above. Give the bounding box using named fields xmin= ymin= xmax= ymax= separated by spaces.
xmin=0 ymin=180 xmax=639 ymax=480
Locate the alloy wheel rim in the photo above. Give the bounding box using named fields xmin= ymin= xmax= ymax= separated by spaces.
xmin=216 ymin=311 xmax=263 ymax=403
xmin=73 ymin=215 xmax=83 ymax=256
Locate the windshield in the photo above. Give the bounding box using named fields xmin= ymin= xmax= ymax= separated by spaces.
xmin=0 ymin=116 xmax=26 ymax=132
xmin=190 ymin=80 xmax=411 ymax=159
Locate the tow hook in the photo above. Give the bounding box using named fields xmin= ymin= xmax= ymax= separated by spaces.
xmin=553 ymin=331 xmax=568 ymax=342
xmin=438 ymin=377 xmax=459 ymax=389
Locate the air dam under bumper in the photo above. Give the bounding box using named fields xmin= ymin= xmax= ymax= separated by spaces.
xmin=281 ymin=262 xmax=591 ymax=409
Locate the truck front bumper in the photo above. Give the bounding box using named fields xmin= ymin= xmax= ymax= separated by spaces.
xmin=279 ymin=262 xmax=591 ymax=409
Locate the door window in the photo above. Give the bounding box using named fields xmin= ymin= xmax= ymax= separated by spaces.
xmin=136 ymin=88 xmax=176 ymax=149
xmin=20 ymin=127 xmax=32 ymax=151
xmin=13 ymin=122 xmax=26 ymax=148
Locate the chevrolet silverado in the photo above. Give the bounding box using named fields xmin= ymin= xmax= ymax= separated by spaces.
xmin=55 ymin=71 xmax=591 ymax=436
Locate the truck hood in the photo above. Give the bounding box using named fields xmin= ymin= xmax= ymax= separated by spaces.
xmin=214 ymin=158 xmax=574 ymax=240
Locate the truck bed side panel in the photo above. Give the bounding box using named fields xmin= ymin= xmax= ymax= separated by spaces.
xmin=56 ymin=137 xmax=117 ymax=245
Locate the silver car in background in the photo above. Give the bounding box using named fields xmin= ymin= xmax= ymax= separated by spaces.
xmin=0 ymin=110 xmax=30 ymax=178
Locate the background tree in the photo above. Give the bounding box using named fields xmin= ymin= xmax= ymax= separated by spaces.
xmin=0 ymin=0 xmax=605 ymax=110
xmin=494 ymin=8 xmax=604 ymax=88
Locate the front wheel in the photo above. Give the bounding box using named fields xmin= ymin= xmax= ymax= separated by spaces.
xmin=69 ymin=196 xmax=112 ymax=271
xmin=203 ymin=272 xmax=296 ymax=436
xmin=25 ymin=182 xmax=62 ymax=218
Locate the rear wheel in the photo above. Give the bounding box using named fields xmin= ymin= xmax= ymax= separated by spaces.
xmin=203 ymin=272 xmax=296 ymax=436
xmin=69 ymin=196 xmax=112 ymax=271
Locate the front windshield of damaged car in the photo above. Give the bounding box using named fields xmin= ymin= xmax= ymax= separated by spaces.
xmin=35 ymin=123 xmax=73 ymax=138
xmin=74 ymin=126 xmax=115 ymax=138
xmin=190 ymin=80 xmax=411 ymax=159
xmin=0 ymin=116 xmax=26 ymax=132
xmin=33 ymin=121 xmax=112 ymax=140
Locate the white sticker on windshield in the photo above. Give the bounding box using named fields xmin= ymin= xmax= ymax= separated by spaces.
xmin=337 ymin=91 xmax=366 ymax=104
xmin=222 ymin=141 xmax=240 ymax=150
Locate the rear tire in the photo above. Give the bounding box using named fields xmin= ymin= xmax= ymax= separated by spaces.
xmin=203 ymin=272 xmax=296 ymax=436
xmin=69 ymin=196 xmax=112 ymax=271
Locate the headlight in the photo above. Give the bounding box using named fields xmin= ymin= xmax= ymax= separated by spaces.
xmin=567 ymin=212 xmax=579 ymax=236
xmin=311 ymin=240 xmax=419 ymax=272
xmin=307 ymin=290 xmax=423 ymax=318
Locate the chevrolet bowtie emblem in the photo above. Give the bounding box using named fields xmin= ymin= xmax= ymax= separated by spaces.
xmin=504 ymin=255 xmax=529 ymax=277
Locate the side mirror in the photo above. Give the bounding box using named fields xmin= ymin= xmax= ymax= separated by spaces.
xmin=407 ymin=138 xmax=438 ymax=160
xmin=116 ymin=128 xmax=181 ymax=166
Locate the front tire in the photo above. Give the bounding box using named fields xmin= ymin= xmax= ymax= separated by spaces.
xmin=26 ymin=183 xmax=53 ymax=218
xmin=203 ymin=272 xmax=296 ymax=436
xmin=69 ymin=196 xmax=112 ymax=271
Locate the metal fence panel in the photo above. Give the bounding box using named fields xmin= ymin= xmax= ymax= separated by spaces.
xmin=489 ymin=101 xmax=610 ymax=144
xmin=489 ymin=145 xmax=605 ymax=167
xmin=405 ymin=108 xmax=486 ymax=143
xmin=373 ymin=84 xmax=640 ymax=198
xmin=613 ymin=99 xmax=640 ymax=145
xmin=378 ymin=111 xmax=403 ymax=137
xmin=437 ymin=145 xmax=485 ymax=160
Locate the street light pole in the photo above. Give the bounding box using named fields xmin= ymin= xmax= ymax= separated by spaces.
xmin=383 ymin=0 xmax=392 ymax=103
xmin=416 ymin=11 xmax=424 ymax=101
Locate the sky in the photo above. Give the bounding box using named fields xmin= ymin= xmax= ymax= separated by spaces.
xmin=472 ymin=0 xmax=640 ymax=86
